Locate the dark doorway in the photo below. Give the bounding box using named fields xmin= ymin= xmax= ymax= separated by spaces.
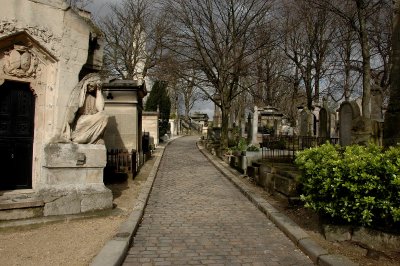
xmin=0 ymin=80 xmax=35 ymax=190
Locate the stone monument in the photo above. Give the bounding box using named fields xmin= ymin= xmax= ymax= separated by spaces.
xmin=339 ymin=101 xmax=363 ymax=146
xmin=42 ymin=73 xmax=112 ymax=216
xmin=319 ymin=107 xmax=330 ymax=138
xmin=298 ymin=108 xmax=314 ymax=136
xmin=0 ymin=0 xmax=112 ymax=218
xmin=252 ymin=106 xmax=258 ymax=145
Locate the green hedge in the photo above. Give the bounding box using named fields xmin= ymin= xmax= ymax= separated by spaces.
xmin=295 ymin=143 xmax=400 ymax=230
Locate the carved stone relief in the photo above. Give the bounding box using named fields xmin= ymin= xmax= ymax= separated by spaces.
xmin=0 ymin=19 xmax=61 ymax=55
xmin=3 ymin=45 xmax=39 ymax=78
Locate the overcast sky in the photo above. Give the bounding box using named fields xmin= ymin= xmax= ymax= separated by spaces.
xmin=86 ymin=0 xmax=117 ymax=18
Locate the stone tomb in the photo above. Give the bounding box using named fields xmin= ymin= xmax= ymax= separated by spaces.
xmin=102 ymin=79 xmax=147 ymax=152
xmin=143 ymin=111 xmax=159 ymax=147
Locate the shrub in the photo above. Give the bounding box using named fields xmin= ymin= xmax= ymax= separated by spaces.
xmin=295 ymin=142 xmax=400 ymax=229
xmin=247 ymin=144 xmax=260 ymax=152
xmin=235 ymin=138 xmax=247 ymax=152
xmin=269 ymin=139 xmax=286 ymax=150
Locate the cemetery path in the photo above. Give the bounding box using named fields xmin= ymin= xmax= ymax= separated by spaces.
xmin=123 ymin=136 xmax=313 ymax=265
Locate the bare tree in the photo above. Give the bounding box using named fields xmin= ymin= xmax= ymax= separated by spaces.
xmin=328 ymin=22 xmax=361 ymax=102
xmin=246 ymin=20 xmax=290 ymax=108
xmin=281 ymin=0 xmax=335 ymax=110
xmin=98 ymin=0 xmax=169 ymax=80
xmin=369 ymin=3 xmax=392 ymax=92
xmin=177 ymin=76 xmax=204 ymax=119
xmin=162 ymin=0 xmax=274 ymax=147
xmin=311 ymin=0 xmax=389 ymax=120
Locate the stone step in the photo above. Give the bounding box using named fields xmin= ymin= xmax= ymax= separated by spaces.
xmin=0 ymin=191 xmax=44 ymax=221
xmin=0 ymin=199 xmax=44 ymax=210
xmin=275 ymin=169 xmax=301 ymax=181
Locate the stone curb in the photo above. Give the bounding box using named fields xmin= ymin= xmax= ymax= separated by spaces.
xmin=197 ymin=142 xmax=358 ymax=266
xmin=90 ymin=138 xmax=177 ymax=266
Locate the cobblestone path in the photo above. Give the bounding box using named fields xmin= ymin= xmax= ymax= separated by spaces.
xmin=123 ymin=136 xmax=313 ymax=265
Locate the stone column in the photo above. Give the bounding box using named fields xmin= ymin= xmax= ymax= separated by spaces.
xmin=252 ymin=106 xmax=258 ymax=145
xmin=169 ymin=119 xmax=176 ymax=137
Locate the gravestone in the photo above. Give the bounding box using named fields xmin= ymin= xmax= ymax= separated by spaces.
xmin=371 ymin=86 xmax=384 ymax=122
xmin=299 ymin=108 xmax=313 ymax=136
xmin=319 ymin=108 xmax=329 ymax=138
xmin=339 ymin=101 xmax=361 ymax=146
xmin=339 ymin=102 xmax=353 ymax=146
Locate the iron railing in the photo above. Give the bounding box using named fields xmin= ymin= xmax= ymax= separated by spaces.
xmin=383 ymin=138 xmax=400 ymax=147
xmin=260 ymin=135 xmax=339 ymax=162
xmin=106 ymin=149 xmax=138 ymax=177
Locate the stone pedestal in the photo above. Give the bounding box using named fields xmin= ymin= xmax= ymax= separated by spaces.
xmin=41 ymin=143 xmax=113 ymax=216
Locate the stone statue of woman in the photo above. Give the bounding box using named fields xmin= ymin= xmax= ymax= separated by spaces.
xmin=60 ymin=73 xmax=108 ymax=144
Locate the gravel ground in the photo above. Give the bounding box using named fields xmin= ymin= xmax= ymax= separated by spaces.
xmin=0 ymin=152 xmax=157 ymax=266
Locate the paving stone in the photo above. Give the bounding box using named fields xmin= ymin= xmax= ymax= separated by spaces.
xmin=123 ymin=136 xmax=313 ymax=265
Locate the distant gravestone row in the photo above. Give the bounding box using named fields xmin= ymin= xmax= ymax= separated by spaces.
xmin=211 ymin=95 xmax=384 ymax=148
xmin=295 ymin=98 xmax=383 ymax=146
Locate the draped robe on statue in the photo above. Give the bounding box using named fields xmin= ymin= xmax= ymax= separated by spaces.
xmin=60 ymin=73 xmax=108 ymax=144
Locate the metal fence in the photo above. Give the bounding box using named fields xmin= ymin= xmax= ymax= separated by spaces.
xmin=260 ymin=135 xmax=339 ymax=162
xmin=383 ymin=138 xmax=400 ymax=147
xmin=106 ymin=149 xmax=138 ymax=177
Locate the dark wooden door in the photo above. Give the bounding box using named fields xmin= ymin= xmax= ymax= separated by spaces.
xmin=0 ymin=80 xmax=35 ymax=190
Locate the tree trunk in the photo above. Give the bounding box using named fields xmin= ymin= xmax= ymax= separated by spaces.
xmin=384 ymin=0 xmax=400 ymax=144
xmin=357 ymin=0 xmax=372 ymax=119
xmin=220 ymin=107 xmax=230 ymax=149
xmin=305 ymin=57 xmax=313 ymax=110
xmin=344 ymin=31 xmax=352 ymax=101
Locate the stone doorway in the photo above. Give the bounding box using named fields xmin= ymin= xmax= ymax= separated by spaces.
xmin=0 ymin=80 xmax=34 ymax=190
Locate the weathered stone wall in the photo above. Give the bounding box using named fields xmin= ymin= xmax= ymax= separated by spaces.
xmin=0 ymin=0 xmax=102 ymax=190
xmin=1 ymin=0 xmax=100 ymax=141
xmin=143 ymin=112 xmax=159 ymax=147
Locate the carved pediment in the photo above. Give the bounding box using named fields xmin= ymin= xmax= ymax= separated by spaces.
xmin=0 ymin=31 xmax=58 ymax=79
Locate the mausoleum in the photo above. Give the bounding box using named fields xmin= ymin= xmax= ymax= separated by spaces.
xmin=0 ymin=0 xmax=112 ymax=219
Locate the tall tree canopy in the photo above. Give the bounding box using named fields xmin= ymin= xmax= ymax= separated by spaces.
xmin=162 ymin=0 xmax=275 ymax=147
xmin=98 ymin=0 xmax=398 ymax=144
xmin=98 ymin=0 xmax=168 ymax=80
xmin=145 ymin=81 xmax=171 ymax=136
